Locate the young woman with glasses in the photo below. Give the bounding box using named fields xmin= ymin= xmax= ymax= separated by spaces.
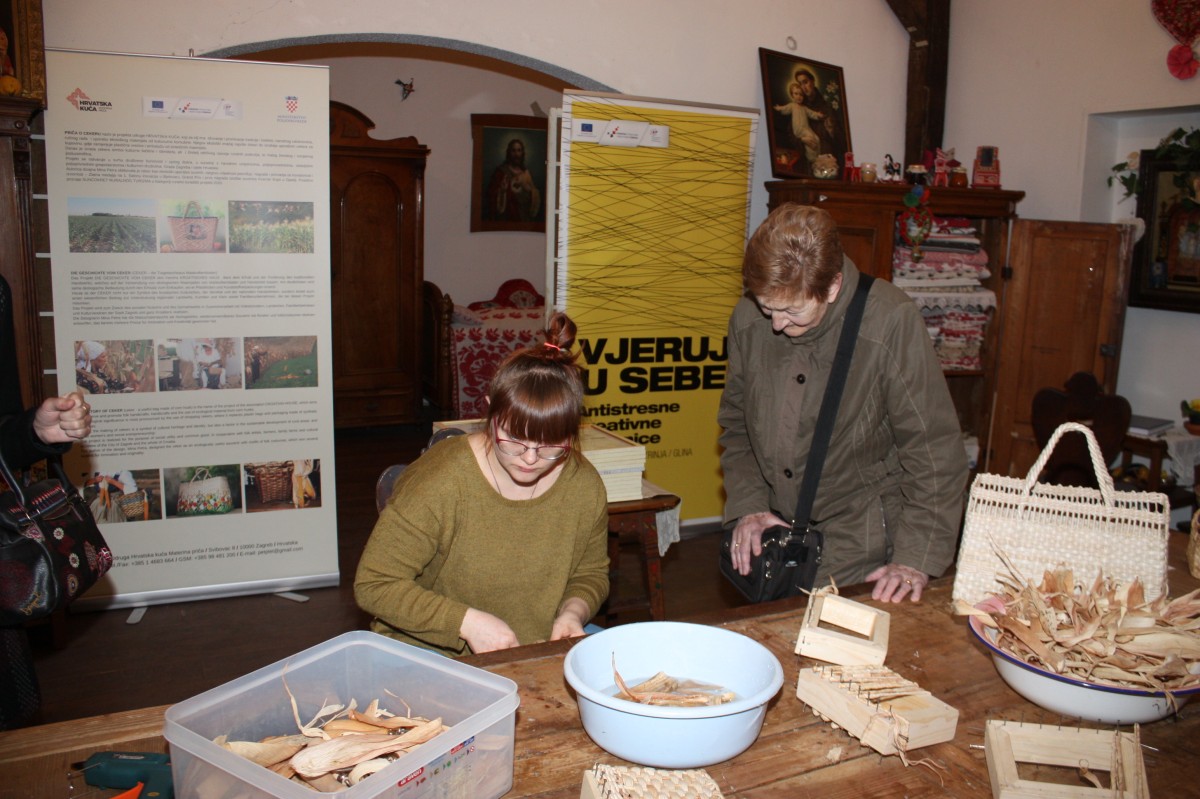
xmin=355 ymin=312 xmax=609 ymax=656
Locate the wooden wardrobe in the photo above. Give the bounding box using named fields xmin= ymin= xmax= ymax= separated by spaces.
xmin=329 ymin=102 xmax=429 ymax=427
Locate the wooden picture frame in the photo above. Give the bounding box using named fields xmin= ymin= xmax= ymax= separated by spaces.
xmin=759 ymin=48 xmax=851 ymax=180
xmin=1129 ymin=149 xmax=1200 ymax=313
xmin=470 ymin=113 xmax=548 ymax=232
xmin=1 ymin=0 xmax=45 ymax=103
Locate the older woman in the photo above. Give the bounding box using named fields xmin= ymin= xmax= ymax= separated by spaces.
xmin=355 ymin=312 xmax=608 ymax=655
xmin=719 ymin=204 xmax=967 ymax=603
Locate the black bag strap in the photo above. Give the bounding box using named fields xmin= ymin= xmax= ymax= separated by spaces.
xmin=790 ymin=273 xmax=874 ymax=528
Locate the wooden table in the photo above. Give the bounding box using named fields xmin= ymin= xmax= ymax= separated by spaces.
xmin=4 ymin=534 xmax=1198 ymax=798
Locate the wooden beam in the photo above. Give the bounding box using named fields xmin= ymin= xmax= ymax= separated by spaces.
xmin=885 ymin=0 xmax=951 ymax=168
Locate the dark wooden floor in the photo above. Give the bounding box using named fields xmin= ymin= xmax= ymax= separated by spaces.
xmin=28 ymin=423 xmax=746 ymax=725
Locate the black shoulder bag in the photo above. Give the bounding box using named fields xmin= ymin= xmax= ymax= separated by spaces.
xmin=0 ymin=451 xmax=114 ymax=625
xmin=720 ymin=274 xmax=874 ymax=602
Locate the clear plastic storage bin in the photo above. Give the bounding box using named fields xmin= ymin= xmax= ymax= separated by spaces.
xmin=164 ymin=631 xmax=519 ymax=798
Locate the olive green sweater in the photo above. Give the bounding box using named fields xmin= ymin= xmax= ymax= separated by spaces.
xmin=354 ymin=435 xmax=609 ymax=656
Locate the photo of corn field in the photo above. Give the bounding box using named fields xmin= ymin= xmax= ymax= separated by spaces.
xmin=67 ymin=198 xmax=158 ymax=253
xmin=228 ymin=200 xmax=315 ymax=254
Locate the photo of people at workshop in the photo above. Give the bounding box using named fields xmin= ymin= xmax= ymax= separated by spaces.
xmin=74 ymin=338 xmax=156 ymax=394
xmin=156 ymin=337 xmax=243 ymax=391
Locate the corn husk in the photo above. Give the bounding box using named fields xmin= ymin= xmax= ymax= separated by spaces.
xmin=218 ymin=687 xmax=449 ymax=792
xmin=955 ymin=565 xmax=1200 ymax=696
xmin=612 ymin=656 xmax=735 ymax=706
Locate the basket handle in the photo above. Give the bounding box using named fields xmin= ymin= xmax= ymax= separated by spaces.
xmin=183 ymin=201 xmax=203 ymax=218
xmin=189 ymin=466 xmax=212 ymax=483
xmin=1022 ymin=421 xmax=1117 ymax=504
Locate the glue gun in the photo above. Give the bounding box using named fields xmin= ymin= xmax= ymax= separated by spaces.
xmin=70 ymin=751 xmax=173 ymax=799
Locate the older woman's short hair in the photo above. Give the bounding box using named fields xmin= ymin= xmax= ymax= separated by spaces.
xmin=742 ymin=204 xmax=844 ymax=301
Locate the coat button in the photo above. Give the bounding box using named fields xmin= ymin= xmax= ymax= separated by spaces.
xmin=784 ymin=469 xmax=794 ymax=478
xmin=795 ymin=373 xmax=806 ymax=384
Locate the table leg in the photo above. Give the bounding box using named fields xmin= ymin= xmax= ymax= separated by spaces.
xmin=605 ymin=509 xmax=665 ymax=623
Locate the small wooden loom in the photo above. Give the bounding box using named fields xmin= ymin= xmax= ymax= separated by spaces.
xmin=795 ymin=592 xmax=890 ymax=665
xmin=795 ymin=664 xmax=958 ymax=756
xmin=983 ymin=720 xmax=1149 ymax=799
xmin=580 ymin=764 xmax=724 ymax=799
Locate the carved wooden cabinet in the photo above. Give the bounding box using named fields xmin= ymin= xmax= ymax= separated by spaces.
xmin=764 ymin=180 xmax=1132 ymax=478
xmin=765 ymin=180 xmax=1025 ymax=469
xmin=0 ymin=97 xmax=45 ymax=409
xmin=330 ymin=102 xmax=429 ymax=427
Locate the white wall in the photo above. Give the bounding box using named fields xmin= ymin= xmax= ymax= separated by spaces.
xmin=43 ymin=0 xmax=910 ymax=302
xmin=945 ymin=0 xmax=1200 ymax=432
xmin=44 ymin=0 xmax=1200 ymax=429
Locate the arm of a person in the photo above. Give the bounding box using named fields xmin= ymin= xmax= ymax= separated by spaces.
xmin=353 ymin=480 xmax=472 ymax=652
xmin=873 ymin=302 xmax=968 ymax=581
xmin=553 ymin=496 xmax=610 ymax=639
xmin=0 ymin=408 xmax=71 ymax=471
xmin=717 ymin=307 xmax=771 ymax=524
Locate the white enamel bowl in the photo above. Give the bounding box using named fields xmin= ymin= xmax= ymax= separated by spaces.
xmin=968 ymin=615 xmax=1200 ymax=724
xmin=563 ymin=621 xmax=784 ymax=768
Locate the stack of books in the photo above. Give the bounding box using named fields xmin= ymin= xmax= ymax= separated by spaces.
xmin=578 ymin=425 xmax=646 ymax=502
xmin=431 ymin=420 xmax=646 ymax=502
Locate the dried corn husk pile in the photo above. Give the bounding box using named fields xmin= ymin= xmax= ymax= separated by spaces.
xmin=612 ymin=656 xmax=735 ymax=707
xmin=217 ymin=690 xmax=448 ymax=792
xmin=955 ymin=565 xmax=1200 ymax=696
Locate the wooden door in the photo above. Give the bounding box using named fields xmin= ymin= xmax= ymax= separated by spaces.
xmin=986 ymin=219 xmax=1132 ymax=476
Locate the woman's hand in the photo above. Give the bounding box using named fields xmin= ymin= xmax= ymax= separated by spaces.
xmin=550 ymin=597 xmax=590 ymax=641
xmin=728 ymin=511 xmax=790 ymax=575
xmin=866 ymin=563 xmax=929 ymax=603
xmin=33 ymin=391 xmax=91 ymax=444
xmin=460 ymin=608 xmax=520 ymax=653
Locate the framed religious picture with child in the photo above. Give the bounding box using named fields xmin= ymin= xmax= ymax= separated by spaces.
xmin=758 ymin=48 xmax=852 ymax=180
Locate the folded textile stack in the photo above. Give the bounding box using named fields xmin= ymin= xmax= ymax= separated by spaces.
xmin=894 ymin=215 xmax=995 ymax=371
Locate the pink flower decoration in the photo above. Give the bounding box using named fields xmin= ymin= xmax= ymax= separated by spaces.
xmin=1168 ymin=43 xmax=1199 ymax=79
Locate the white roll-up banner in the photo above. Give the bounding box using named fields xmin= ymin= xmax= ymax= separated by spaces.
xmin=44 ymin=49 xmax=337 ymax=609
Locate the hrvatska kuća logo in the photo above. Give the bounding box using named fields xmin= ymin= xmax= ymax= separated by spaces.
xmin=66 ymin=87 xmax=112 ymax=112
xmin=286 ymin=96 xmax=298 ymax=114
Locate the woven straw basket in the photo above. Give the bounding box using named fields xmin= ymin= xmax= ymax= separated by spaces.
xmin=250 ymin=462 xmax=293 ymax=504
xmin=168 ymin=201 xmax=218 ymax=252
xmin=116 ymin=489 xmax=148 ymax=521
xmin=952 ymin=422 xmax=1170 ymax=605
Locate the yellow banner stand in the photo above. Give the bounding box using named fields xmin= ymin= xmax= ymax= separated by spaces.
xmin=557 ymin=92 xmax=758 ymax=521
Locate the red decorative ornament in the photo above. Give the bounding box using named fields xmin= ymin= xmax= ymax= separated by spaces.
xmin=1152 ymin=0 xmax=1200 ymax=79
xmin=1168 ymin=43 xmax=1200 ymax=78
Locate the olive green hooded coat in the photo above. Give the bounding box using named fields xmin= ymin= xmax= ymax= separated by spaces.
xmin=718 ymin=258 xmax=968 ymax=585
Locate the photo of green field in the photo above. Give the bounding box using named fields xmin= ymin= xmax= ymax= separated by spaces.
xmin=229 ymin=200 xmax=315 ymax=254
xmin=245 ymin=336 xmax=319 ymax=389
xmin=67 ymin=198 xmax=158 ymax=253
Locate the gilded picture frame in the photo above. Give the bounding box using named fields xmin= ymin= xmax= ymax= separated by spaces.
xmin=470 ymin=113 xmax=548 ymax=233
xmin=1 ymin=0 xmax=46 ymax=103
xmin=1129 ymin=150 xmax=1200 ymax=314
xmin=759 ymin=48 xmax=852 ymax=180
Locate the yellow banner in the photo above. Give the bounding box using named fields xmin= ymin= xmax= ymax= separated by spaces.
xmin=559 ymin=94 xmax=757 ymax=520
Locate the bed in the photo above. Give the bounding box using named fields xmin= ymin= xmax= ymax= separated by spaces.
xmin=422 ymin=278 xmax=547 ymax=419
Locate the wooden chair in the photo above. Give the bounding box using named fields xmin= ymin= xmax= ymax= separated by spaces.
xmin=1030 ymin=372 xmax=1131 ymax=488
